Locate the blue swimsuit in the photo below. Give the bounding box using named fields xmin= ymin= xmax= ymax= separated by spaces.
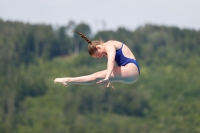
xmin=115 ymin=44 xmax=140 ymax=74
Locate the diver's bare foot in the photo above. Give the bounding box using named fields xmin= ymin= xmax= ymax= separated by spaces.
xmin=54 ymin=78 xmax=68 ymax=83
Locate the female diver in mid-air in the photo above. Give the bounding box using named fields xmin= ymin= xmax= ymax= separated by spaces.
xmin=54 ymin=31 xmax=140 ymax=88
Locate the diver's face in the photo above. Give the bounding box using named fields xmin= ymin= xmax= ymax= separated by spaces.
xmin=92 ymin=51 xmax=107 ymax=58
xmin=92 ymin=45 xmax=107 ymax=58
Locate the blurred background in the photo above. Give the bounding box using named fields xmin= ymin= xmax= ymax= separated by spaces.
xmin=0 ymin=0 xmax=200 ymax=133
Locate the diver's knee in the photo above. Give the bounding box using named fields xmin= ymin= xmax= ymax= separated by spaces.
xmin=91 ymin=73 xmax=98 ymax=81
xmin=92 ymin=72 xmax=103 ymax=81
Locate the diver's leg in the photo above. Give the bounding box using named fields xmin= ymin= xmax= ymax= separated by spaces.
xmin=54 ymin=70 xmax=107 ymax=85
xmin=54 ymin=63 xmax=139 ymax=85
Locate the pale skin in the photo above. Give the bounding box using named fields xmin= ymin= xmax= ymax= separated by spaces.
xmin=54 ymin=40 xmax=140 ymax=88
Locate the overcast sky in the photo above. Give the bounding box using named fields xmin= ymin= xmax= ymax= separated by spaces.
xmin=0 ymin=0 xmax=200 ymax=33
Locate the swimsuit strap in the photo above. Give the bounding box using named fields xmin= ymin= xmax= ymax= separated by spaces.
xmin=121 ymin=43 xmax=124 ymax=49
xmin=116 ymin=43 xmax=124 ymax=52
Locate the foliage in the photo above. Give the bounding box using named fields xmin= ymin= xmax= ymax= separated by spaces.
xmin=0 ymin=18 xmax=200 ymax=133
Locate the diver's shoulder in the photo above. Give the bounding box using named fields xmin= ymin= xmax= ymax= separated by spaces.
xmin=105 ymin=40 xmax=123 ymax=50
xmin=106 ymin=40 xmax=122 ymax=44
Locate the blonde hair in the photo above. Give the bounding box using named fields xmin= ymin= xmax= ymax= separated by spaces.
xmin=74 ymin=31 xmax=104 ymax=55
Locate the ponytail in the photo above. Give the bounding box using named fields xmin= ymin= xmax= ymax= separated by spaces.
xmin=73 ymin=31 xmax=92 ymax=44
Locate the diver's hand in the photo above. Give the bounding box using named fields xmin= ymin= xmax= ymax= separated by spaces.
xmin=96 ymin=79 xmax=115 ymax=89
xmin=96 ymin=78 xmax=109 ymax=85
